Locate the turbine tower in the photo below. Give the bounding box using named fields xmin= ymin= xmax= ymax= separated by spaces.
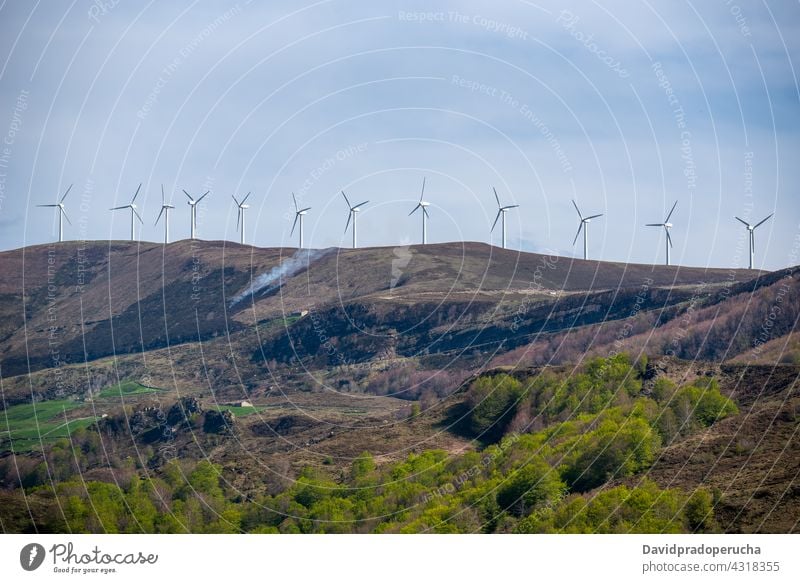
xmin=490 ymin=187 xmax=519 ymax=249
xmin=291 ymin=192 xmax=311 ymax=249
xmin=110 ymin=183 xmax=143 ymax=241
xmin=342 ymin=191 xmax=368 ymax=249
xmin=37 ymin=184 xmax=72 ymax=242
xmin=155 ymin=185 xmax=175 ymax=244
xmin=232 ymin=192 xmax=251 ymax=245
xmin=571 ymin=200 xmax=603 ymax=260
xmin=646 ymin=200 xmax=678 ymax=266
xmin=408 ymin=177 xmax=430 ymax=245
xmin=183 ymin=189 xmax=209 ymax=240
xmin=735 ymin=213 xmax=772 ymax=269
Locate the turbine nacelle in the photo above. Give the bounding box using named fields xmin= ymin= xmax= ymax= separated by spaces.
xmin=110 ymin=184 xmax=144 ymax=241
xmin=184 ymin=190 xmax=209 ymax=206
xmin=37 ymin=184 xmax=73 ymax=242
xmin=645 ymin=200 xmax=678 ymax=265
xmin=735 ymin=213 xmax=772 ymax=269
xmin=490 ymin=187 xmax=519 ymax=249
xmin=571 ymin=200 xmax=603 ymax=259
xmin=409 ymin=178 xmax=431 ymax=244
xmin=290 ymin=192 xmax=312 ymax=246
xmin=342 ymin=191 xmax=368 ymax=247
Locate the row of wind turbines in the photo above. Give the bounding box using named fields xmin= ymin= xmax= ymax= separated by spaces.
xmin=37 ymin=181 xmax=773 ymax=269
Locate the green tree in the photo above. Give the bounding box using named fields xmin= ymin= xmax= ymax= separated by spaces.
xmin=561 ymin=416 xmax=660 ymax=492
xmin=496 ymin=457 xmax=565 ymax=517
xmin=467 ymin=374 xmax=525 ymax=442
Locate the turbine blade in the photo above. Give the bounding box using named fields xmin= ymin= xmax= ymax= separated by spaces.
xmin=586 ymin=213 xmax=603 ymax=220
xmin=291 ymin=213 xmax=299 ymax=236
xmin=666 ymin=229 xmax=673 ymax=247
xmin=183 ymin=189 xmax=194 ymax=201
xmin=490 ymin=209 xmax=502 ymax=232
xmin=110 ymin=205 xmax=128 ymax=210
xmin=342 ymin=191 xmax=351 ymax=208
xmin=735 ymin=216 xmax=750 ymax=227
xmin=645 ymin=223 xmax=663 ymax=227
xmin=60 ymin=184 xmax=73 ymax=203
xmin=754 ymin=213 xmax=773 ymax=229
xmin=37 ymin=204 xmax=59 ymax=207
xmin=572 ymin=222 xmax=583 ymax=246
xmin=232 ymin=194 xmax=240 ymax=206
xmin=419 ymin=177 xmax=426 ymax=201
xmin=354 ymin=200 xmax=369 ymax=209
xmin=504 ymin=204 xmax=519 ymax=210
xmin=155 ymin=207 xmax=164 ymax=225
xmin=161 ymin=184 xmax=165 ymax=205
xmin=61 ymin=208 xmax=72 ymax=225
xmin=493 ymin=187 xmax=500 ymax=207
xmin=133 ymin=208 xmax=144 ymax=223
xmin=292 ymin=192 xmax=299 ymax=211
xmin=241 ymin=192 xmax=251 ymax=204
xmin=344 ymin=210 xmax=352 ymax=233
xmin=236 ymin=208 xmax=240 ymax=230
xmin=409 ymin=203 xmax=421 ymax=216
xmin=665 ymin=199 xmax=678 ymax=222
xmin=299 ymin=207 xmax=311 ymax=213
xmin=131 ymin=183 xmax=142 ymax=204
xmin=196 ymin=191 xmax=209 ymax=203
xmin=423 ymin=206 xmax=430 ymax=218
xmin=572 ymin=199 xmax=582 ymax=219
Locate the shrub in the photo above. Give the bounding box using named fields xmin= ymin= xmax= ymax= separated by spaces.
xmin=466 ymin=374 xmax=525 ymax=442
xmin=496 ymin=457 xmax=565 ymax=516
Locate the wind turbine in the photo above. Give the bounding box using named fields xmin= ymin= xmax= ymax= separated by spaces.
xmin=490 ymin=187 xmax=519 ymax=249
xmin=110 ymin=184 xmax=143 ymax=241
xmin=291 ymin=192 xmax=311 ymax=248
xmin=154 ymin=185 xmax=175 ymax=244
xmin=646 ymin=200 xmax=678 ymax=266
xmin=37 ymin=184 xmax=72 ymax=242
xmin=735 ymin=213 xmax=772 ymax=269
xmin=571 ymin=200 xmax=603 ymax=260
xmin=342 ymin=191 xmax=368 ymax=249
xmin=232 ymin=192 xmax=251 ymax=245
xmin=183 ymin=189 xmax=209 ymax=240
xmin=408 ymin=177 xmax=430 ymax=245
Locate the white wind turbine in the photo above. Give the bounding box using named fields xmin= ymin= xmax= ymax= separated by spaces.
xmin=342 ymin=191 xmax=369 ymax=249
xmin=408 ymin=177 xmax=430 ymax=245
xmin=232 ymin=192 xmax=251 ymax=245
xmin=183 ymin=189 xmax=209 ymax=240
xmin=291 ymin=192 xmax=311 ymax=249
xmin=110 ymin=184 xmax=143 ymax=241
xmin=490 ymin=187 xmax=519 ymax=249
xmin=735 ymin=213 xmax=772 ymax=269
xmin=571 ymin=200 xmax=603 ymax=260
xmin=646 ymin=200 xmax=678 ymax=266
xmin=37 ymin=184 xmax=72 ymax=242
xmin=155 ymin=185 xmax=175 ymax=244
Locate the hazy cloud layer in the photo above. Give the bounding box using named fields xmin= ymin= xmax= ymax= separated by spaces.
xmin=0 ymin=0 xmax=798 ymax=269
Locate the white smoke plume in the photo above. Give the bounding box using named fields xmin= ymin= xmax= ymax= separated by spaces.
xmin=229 ymin=248 xmax=334 ymax=307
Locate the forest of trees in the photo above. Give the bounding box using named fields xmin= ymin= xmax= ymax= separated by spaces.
xmin=1 ymin=354 xmax=738 ymax=533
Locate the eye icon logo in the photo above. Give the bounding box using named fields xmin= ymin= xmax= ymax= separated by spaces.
xmin=20 ymin=543 xmax=46 ymax=571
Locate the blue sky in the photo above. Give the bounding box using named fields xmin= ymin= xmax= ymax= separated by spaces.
xmin=0 ymin=0 xmax=798 ymax=269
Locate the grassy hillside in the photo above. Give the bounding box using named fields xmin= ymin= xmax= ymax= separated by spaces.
xmin=1 ymin=354 xmax=796 ymax=533
xmin=0 ymin=241 xmax=796 ymax=534
xmin=0 ymin=240 xmax=759 ymax=377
